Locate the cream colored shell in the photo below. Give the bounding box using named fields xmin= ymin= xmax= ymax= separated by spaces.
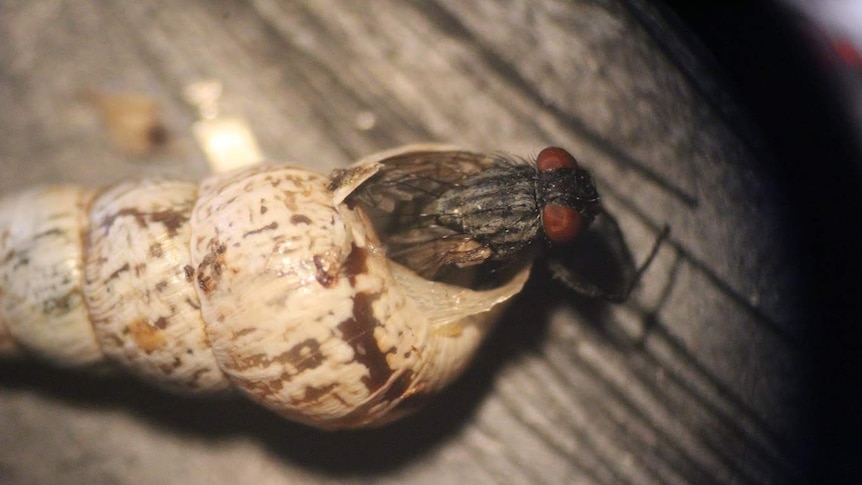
xmin=84 ymin=179 xmax=230 ymax=392
xmin=0 ymin=146 xmax=530 ymax=429
xmin=0 ymin=186 xmax=102 ymax=366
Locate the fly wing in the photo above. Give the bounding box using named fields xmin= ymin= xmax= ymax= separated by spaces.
xmin=345 ymin=149 xmax=508 ymax=278
xmin=349 ymin=150 xmax=497 ymax=214
xmin=387 ymin=227 xmax=494 ymax=278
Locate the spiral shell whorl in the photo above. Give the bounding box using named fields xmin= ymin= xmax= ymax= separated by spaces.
xmin=0 ymin=186 xmax=102 ymax=366
xmin=189 ymin=166 xmax=427 ymax=428
xmin=84 ymin=179 xmax=230 ymax=392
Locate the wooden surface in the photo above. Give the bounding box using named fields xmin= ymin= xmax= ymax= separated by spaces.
xmin=0 ymin=1 xmax=812 ymax=483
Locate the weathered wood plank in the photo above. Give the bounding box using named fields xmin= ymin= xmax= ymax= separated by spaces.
xmin=0 ymin=1 xmax=811 ymax=484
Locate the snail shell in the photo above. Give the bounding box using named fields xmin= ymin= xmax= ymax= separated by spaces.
xmin=0 ymin=145 xmax=530 ymax=429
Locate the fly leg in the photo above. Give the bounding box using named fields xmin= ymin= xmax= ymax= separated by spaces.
xmin=548 ymin=210 xmax=669 ymax=302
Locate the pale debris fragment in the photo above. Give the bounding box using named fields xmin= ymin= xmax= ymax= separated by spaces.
xmin=184 ymin=80 xmax=265 ymax=173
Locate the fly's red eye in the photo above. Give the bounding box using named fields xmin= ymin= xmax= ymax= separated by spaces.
xmin=541 ymin=204 xmax=583 ymax=243
xmin=536 ymin=147 xmax=579 ymax=172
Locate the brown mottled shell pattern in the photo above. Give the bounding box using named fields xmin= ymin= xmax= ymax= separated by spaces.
xmin=0 ymin=145 xmax=530 ymax=430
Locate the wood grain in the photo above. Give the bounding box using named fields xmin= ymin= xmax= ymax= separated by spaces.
xmin=0 ymin=1 xmax=811 ymax=483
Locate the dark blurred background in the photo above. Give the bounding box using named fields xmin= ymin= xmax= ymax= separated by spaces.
xmin=662 ymin=1 xmax=862 ymax=481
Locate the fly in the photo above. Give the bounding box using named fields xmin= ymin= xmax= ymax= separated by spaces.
xmin=339 ymin=146 xmax=667 ymax=301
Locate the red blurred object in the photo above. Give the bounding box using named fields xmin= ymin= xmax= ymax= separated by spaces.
xmin=831 ymin=37 xmax=862 ymax=66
